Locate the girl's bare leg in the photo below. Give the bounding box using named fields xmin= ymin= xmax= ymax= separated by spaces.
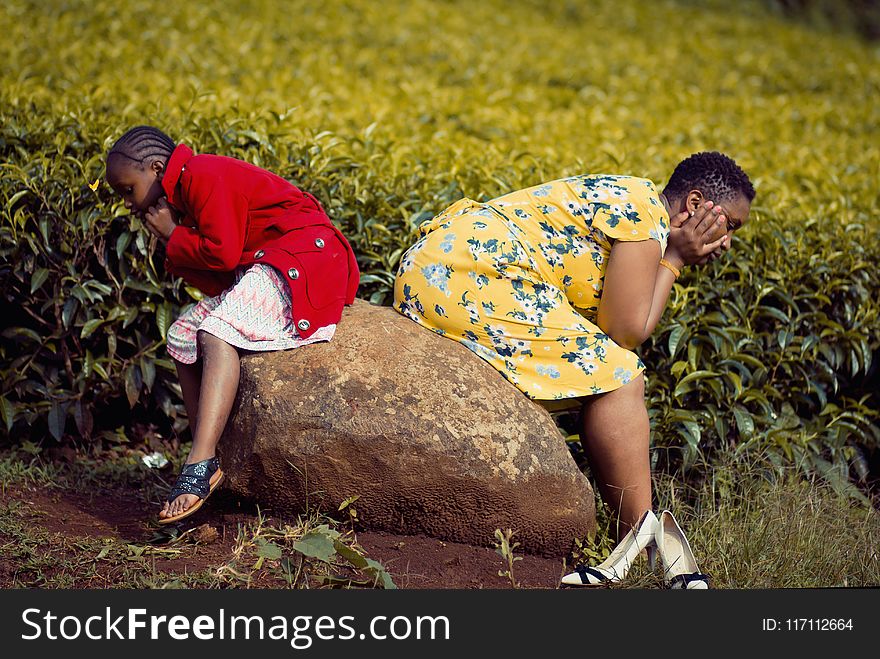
xmin=161 ymin=331 xmax=240 ymax=519
xmin=174 ymin=358 xmax=202 ymax=435
xmin=579 ymin=373 xmax=652 ymax=541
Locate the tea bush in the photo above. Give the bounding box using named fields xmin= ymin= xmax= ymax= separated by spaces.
xmin=1 ymin=0 xmax=878 ymax=494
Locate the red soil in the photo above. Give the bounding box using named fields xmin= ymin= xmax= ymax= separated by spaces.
xmin=1 ymin=482 xmax=566 ymax=589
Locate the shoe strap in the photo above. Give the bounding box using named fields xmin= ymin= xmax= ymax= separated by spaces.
xmin=168 ymin=457 xmax=219 ymax=502
xmin=574 ymin=564 xmax=609 ymax=584
xmin=669 ymin=572 xmax=710 ymax=589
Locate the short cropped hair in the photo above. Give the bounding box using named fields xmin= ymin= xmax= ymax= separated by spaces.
xmin=108 ymin=126 xmax=176 ymax=167
xmin=662 ymin=152 xmax=755 ymax=204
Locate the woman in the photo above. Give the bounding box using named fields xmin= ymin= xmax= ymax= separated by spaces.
xmin=392 ymin=151 xmax=755 ymax=586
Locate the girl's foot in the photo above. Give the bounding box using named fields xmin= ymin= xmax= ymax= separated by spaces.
xmin=157 ymin=457 xmax=224 ymax=525
xmin=159 ymin=493 xmax=201 ymax=519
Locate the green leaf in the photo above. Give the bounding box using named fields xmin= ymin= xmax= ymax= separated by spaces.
xmin=363 ymin=557 xmax=397 ymax=589
xmin=30 ymin=268 xmax=49 ymax=294
xmin=156 ymin=301 xmax=172 ymax=340
xmin=733 ymin=405 xmax=755 ymax=439
xmin=73 ymin=401 xmax=93 ymax=437
xmin=124 ymin=364 xmax=142 ymax=408
xmin=2 ymin=327 xmax=41 ymax=344
xmin=80 ymin=318 xmax=104 ymax=339
xmin=48 ymin=400 xmax=66 ymax=440
xmin=673 ymin=370 xmax=718 ymax=398
xmin=62 ymin=298 xmax=79 ymax=330
xmin=255 ymin=539 xmax=283 ymax=560
xmin=667 ymin=325 xmax=685 ymax=358
xmin=6 ymin=189 xmax=29 ymax=210
xmin=334 ymin=540 xmax=369 ymax=569
xmin=116 ymin=231 xmax=132 ymax=260
xmin=0 ymin=396 xmax=15 ymax=432
xmin=293 ymin=530 xmax=337 ymax=563
xmin=140 ymin=357 xmax=156 ymax=391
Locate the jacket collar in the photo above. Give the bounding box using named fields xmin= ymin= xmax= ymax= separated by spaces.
xmin=162 ymin=143 xmax=194 ymax=210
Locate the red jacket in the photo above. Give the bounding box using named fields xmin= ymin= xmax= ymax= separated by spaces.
xmin=161 ymin=144 xmax=359 ymax=339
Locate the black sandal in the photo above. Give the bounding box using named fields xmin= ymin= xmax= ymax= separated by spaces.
xmin=157 ymin=457 xmax=224 ymax=525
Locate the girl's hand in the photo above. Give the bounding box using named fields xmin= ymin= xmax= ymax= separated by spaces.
xmin=144 ymin=197 xmax=179 ymax=242
xmin=665 ymin=200 xmax=727 ymax=268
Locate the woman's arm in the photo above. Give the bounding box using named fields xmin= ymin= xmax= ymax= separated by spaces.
xmin=597 ymin=202 xmax=728 ymax=349
xmin=597 ymin=240 xmax=663 ymax=350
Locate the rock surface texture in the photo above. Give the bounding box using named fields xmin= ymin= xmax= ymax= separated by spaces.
xmin=220 ymin=299 xmax=596 ymax=556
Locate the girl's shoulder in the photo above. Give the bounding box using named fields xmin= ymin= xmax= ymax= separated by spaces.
xmin=181 ymin=152 xmax=296 ymax=192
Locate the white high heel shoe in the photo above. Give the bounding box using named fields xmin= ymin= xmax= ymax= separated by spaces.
xmin=561 ymin=510 xmax=659 ymax=586
xmin=655 ymin=510 xmax=710 ymax=589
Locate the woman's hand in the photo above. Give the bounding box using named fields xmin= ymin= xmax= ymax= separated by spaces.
xmin=144 ymin=197 xmax=179 ymax=243
xmin=665 ymin=200 xmax=728 ymax=268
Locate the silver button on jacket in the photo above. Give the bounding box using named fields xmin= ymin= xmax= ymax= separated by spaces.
xmin=297 ymin=319 xmax=310 ymax=331
xmin=314 ymin=238 xmax=325 ymax=248
xmin=288 ymin=267 xmax=299 ymax=279
xmin=254 ymin=249 xmax=265 ymax=259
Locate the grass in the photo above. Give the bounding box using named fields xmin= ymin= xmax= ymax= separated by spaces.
xmin=2 ymin=446 xmax=876 ymax=588
xmin=570 ymin=455 xmax=880 ymax=588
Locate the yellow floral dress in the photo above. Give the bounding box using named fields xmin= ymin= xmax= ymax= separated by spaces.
xmin=392 ymin=175 xmax=670 ymax=401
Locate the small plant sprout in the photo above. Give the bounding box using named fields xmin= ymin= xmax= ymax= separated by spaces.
xmin=494 ymin=528 xmax=522 ymax=588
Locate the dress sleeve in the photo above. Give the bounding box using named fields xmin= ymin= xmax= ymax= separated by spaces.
xmin=590 ymin=186 xmax=669 ymax=255
xmin=165 ymin=170 xmax=249 ymax=271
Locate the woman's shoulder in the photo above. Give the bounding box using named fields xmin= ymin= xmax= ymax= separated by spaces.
xmin=502 ymin=174 xmax=659 ymax=201
xmin=569 ymin=174 xmax=659 ymax=196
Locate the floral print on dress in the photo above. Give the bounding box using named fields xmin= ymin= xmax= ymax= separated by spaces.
xmin=392 ymin=175 xmax=669 ymax=399
xmin=420 ymin=263 xmax=454 ymax=297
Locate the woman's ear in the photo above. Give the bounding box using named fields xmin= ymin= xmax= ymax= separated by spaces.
xmin=685 ymin=189 xmax=703 ymax=213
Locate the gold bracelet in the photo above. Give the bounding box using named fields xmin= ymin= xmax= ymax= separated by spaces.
xmin=659 ymin=258 xmax=681 ymax=279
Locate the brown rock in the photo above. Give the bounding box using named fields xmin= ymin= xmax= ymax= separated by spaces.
xmin=220 ymin=299 xmax=595 ymax=556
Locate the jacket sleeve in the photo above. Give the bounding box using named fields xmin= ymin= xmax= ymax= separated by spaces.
xmin=165 ymin=170 xmax=249 ymax=271
xmin=164 ymin=258 xmax=234 ymax=297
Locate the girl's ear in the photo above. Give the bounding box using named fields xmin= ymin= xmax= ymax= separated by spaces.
xmin=150 ymin=158 xmax=165 ymax=179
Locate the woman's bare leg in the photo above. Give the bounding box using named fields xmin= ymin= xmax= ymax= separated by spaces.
xmin=161 ymin=331 xmax=240 ymax=519
xmin=579 ymin=373 xmax=652 ymax=541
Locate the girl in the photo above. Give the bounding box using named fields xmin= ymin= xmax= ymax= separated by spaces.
xmin=393 ymin=152 xmax=754 ymax=587
xmin=105 ymin=126 xmax=359 ymax=525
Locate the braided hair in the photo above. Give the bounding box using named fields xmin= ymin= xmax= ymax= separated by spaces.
xmin=662 ymin=152 xmax=755 ymax=204
xmin=108 ymin=126 xmax=176 ymax=168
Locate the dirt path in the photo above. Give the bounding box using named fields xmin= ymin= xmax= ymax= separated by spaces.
xmin=1 ymin=482 xmax=566 ymax=589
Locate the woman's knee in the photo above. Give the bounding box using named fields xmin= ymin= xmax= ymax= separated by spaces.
xmin=620 ymin=372 xmax=645 ymax=398
xmin=582 ymin=372 xmax=645 ymax=414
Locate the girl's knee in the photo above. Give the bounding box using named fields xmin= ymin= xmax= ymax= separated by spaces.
xmin=196 ymin=330 xmax=239 ymax=357
xmin=197 ymin=330 xmax=223 ymax=352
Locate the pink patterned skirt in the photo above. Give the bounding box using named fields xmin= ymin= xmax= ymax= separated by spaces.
xmin=167 ymin=264 xmax=336 ymax=365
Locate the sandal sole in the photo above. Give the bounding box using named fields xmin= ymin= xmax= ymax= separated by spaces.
xmin=157 ymin=468 xmax=225 ymax=525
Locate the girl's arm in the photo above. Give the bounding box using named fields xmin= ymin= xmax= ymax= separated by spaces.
xmin=596 ymin=203 xmax=728 ymax=349
xmin=164 ymin=170 xmax=249 ymax=271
